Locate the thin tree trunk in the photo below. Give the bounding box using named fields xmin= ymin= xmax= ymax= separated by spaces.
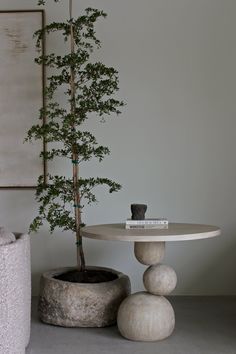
xmin=69 ymin=0 xmax=85 ymax=272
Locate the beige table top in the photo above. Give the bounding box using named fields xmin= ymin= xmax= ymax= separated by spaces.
xmin=81 ymin=223 xmax=221 ymax=242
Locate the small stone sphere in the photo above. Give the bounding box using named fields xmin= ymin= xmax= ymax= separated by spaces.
xmin=143 ymin=264 xmax=177 ymax=295
xmin=134 ymin=242 xmax=165 ymax=265
xmin=117 ymin=292 xmax=175 ymax=341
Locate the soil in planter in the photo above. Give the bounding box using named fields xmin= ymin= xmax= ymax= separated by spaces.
xmin=55 ymin=269 xmax=118 ymax=284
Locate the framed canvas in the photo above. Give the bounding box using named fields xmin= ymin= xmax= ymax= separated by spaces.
xmin=0 ymin=10 xmax=45 ymax=189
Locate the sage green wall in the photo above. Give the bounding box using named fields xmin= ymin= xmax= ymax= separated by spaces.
xmin=0 ymin=0 xmax=236 ymax=295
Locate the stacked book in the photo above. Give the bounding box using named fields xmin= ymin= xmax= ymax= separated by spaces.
xmin=125 ymin=218 xmax=168 ymax=229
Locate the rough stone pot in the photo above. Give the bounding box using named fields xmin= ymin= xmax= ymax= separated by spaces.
xmin=38 ymin=266 xmax=131 ymax=327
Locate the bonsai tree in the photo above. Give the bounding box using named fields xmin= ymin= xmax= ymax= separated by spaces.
xmin=26 ymin=0 xmax=124 ymax=275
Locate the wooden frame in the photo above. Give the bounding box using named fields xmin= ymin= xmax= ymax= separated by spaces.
xmin=0 ymin=10 xmax=47 ymax=189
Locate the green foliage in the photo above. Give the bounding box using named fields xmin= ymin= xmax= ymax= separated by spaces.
xmin=30 ymin=174 xmax=121 ymax=233
xmin=38 ymin=0 xmax=60 ymax=5
xmin=27 ymin=4 xmax=124 ymax=235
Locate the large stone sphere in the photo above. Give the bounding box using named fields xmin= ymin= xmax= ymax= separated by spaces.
xmin=134 ymin=242 xmax=165 ymax=265
xmin=117 ymin=292 xmax=175 ymax=341
xmin=143 ymin=264 xmax=177 ymax=295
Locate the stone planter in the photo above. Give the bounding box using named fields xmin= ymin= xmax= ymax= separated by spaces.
xmin=38 ymin=266 xmax=131 ymax=327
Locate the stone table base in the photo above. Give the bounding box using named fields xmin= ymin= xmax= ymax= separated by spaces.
xmin=117 ymin=242 xmax=176 ymax=341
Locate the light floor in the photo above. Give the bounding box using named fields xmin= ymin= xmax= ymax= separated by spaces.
xmin=26 ymin=297 xmax=236 ymax=354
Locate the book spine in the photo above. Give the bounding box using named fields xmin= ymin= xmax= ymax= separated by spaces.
xmin=126 ymin=220 xmax=168 ymax=225
xmin=126 ymin=224 xmax=168 ymax=230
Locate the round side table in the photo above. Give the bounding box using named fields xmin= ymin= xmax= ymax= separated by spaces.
xmin=81 ymin=223 xmax=220 ymax=341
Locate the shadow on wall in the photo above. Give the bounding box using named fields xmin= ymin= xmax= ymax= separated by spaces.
xmin=177 ymin=234 xmax=236 ymax=295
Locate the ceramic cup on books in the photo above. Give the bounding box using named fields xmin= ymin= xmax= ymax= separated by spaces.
xmin=131 ymin=204 xmax=147 ymax=220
